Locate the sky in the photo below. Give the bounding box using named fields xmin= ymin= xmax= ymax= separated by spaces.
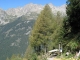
xmin=0 ymin=0 xmax=67 ymax=10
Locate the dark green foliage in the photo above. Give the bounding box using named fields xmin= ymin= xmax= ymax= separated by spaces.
xmin=66 ymin=0 xmax=80 ymax=34
xmin=63 ymin=0 xmax=80 ymax=51
xmin=27 ymin=53 xmax=38 ymax=60
xmin=50 ymin=11 xmax=64 ymax=49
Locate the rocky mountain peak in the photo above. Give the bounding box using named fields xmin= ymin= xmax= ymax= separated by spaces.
xmin=0 ymin=3 xmax=66 ymax=25
xmin=6 ymin=3 xmax=43 ymax=17
xmin=5 ymin=3 xmax=66 ymax=17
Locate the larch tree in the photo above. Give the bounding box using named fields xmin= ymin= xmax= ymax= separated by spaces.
xmin=29 ymin=4 xmax=53 ymax=54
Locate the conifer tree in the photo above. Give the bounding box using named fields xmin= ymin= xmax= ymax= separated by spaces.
xmin=29 ymin=4 xmax=53 ymax=53
xmin=63 ymin=0 xmax=80 ymax=51
xmin=65 ymin=0 xmax=80 ymax=34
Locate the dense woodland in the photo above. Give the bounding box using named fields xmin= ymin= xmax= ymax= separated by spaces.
xmin=7 ymin=0 xmax=80 ymax=60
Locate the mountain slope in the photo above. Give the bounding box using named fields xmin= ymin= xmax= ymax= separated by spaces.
xmin=0 ymin=16 xmax=35 ymax=60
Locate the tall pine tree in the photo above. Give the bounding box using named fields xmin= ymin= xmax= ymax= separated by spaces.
xmin=65 ymin=0 xmax=80 ymax=34
xmin=29 ymin=4 xmax=53 ymax=54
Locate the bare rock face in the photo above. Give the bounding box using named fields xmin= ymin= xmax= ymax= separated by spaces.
xmin=6 ymin=3 xmax=44 ymax=17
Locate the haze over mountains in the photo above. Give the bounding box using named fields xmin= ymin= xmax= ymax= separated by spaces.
xmin=0 ymin=3 xmax=66 ymax=60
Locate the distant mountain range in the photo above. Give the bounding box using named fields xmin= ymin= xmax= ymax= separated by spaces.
xmin=6 ymin=3 xmax=66 ymax=17
xmin=0 ymin=3 xmax=66 ymax=25
xmin=0 ymin=3 xmax=66 ymax=60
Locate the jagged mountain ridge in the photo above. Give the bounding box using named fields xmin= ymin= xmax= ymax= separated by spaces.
xmin=6 ymin=3 xmax=66 ymax=17
xmin=6 ymin=3 xmax=43 ymax=17
xmin=0 ymin=9 xmax=17 ymax=25
xmin=0 ymin=3 xmax=66 ymax=25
